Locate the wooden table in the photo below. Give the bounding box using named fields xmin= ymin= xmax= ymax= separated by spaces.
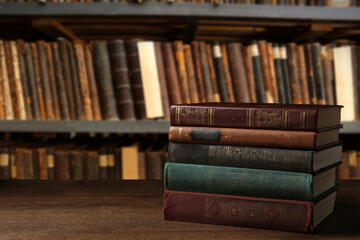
xmin=0 ymin=180 xmax=359 ymax=239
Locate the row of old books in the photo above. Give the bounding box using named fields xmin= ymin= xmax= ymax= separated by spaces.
xmin=0 ymin=39 xmax=358 ymax=121
xmin=0 ymin=138 xmax=167 ymax=180
xmin=4 ymin=0 xmax=359 ymax=7
xmin=164 ymin=102 xmax=343 ymax=232
xmin=337 ymin=150 xmax=360 ymax=179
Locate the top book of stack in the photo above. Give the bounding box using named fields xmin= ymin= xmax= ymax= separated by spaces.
xmin=170 ymin=103 xmax=342 ymax=131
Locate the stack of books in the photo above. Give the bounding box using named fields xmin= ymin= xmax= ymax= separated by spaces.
xmin=164 ymin=102 xmax=343 ymax=233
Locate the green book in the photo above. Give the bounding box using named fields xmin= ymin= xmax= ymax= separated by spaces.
xmin=164 ymin=162 xmax=336 ymax=201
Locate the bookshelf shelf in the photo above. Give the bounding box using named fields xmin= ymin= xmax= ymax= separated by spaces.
xmin=0 ymin=2 xmax=359 ymax=22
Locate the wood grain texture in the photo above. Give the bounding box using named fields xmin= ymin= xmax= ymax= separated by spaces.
xmin=0 ymin=180 xmax=358 ymax=239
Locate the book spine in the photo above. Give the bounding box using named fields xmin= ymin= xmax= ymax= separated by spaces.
xmin=10 ymin=149 xmax=16 ymax=180
xmin=99 ymin=149 xmax=108 ymax=180
xmin=266 ymin=42 xmax=279 ymax=103
xmin=213 ymin=43 xmax=229 ymax=102
xmin=114 ymin=148 xmax=122 ymax=180
xmin=184 ymin=45 xmax=200 ymax=103
xmin=199 ymin=42 xmax=214 ymax=102
xmin=162 ymin=42 xmax=183 ymax=105
xmin=84 ymin=44 xmax=102 ymax=120
xmin=58 ymin=38 xmax=77 ymax=119
xmin=168 ymin=141 xmax=314 ymax=172
xmin=206 ymin=44 xmax=221 ymax=102
xmin=0 ymin=41 xmax=14 ymax=119
xmin=164 ymin=190 xmax=313 ymax=233
xmin=32 ymin=149 xmax=39 ymax=180
xmin=107 ymin=150 xmax=116 ymax=180
xmin=258 ymin=40 xmax=274 ymax=103
xmin=54 ymin=151 xmax=70 ymax=180
xmin=250 ymin=42 xmax=266 ymax=103
xmin=312 ymin=43 xmax=326 ymax=104
xmin=243 ymin=45 xmax=257 ymax=103
xmin=296 ymin=45 xmax=311 ymax=104
xmin=84 ymin=151 xmax=99 ymax=180
xmin=0 ymin=55 xmax=5 ymax=119
xmin=164 ymin=162 xmax=313 ymax=201
xmin=191 ymin=41 xmax=206 ymax=103
xmin=227 ymin=43 xmax=251 ymax=103
xmin=286 ymin=43 xmax=303 ymax=104
xmin=45 ymin=43 xmax=61 ymax=120
xmin=38 ymin=148 xmax=47 ymax=180
xmin=4 ymin=41 xmax=19 ymax=119
xmin=169 ymin=126 xmax=318 ymax=150
xmin=37 ymin=41 xmax=55 ymax=120
xmin=272 ymin=44 xmax=286 ymax=103
xmin=69 ymin=151 xmax=84 ymax=180
xmin=47 ymin=149 xmax=55 ymax=180
xmin=154 ymin=42 xmax=170 ymax=120
xmin=145 ymin=151 xmax=163 ymax=180
xmin=173 ymin=41 xmax=191 ymax=104
xmin=74 ymin=41 xmax=93 ymax=120
xmin=125 ymin=39 xmax=146 ymax=119
xmin=221 ymin=44 xmax=236 ymax=102
xmin=52 ymin=43 xmax=71 ymax=120
xmin=92 ymin=41 xmax=119 ymax=120
xmin=304 ymin=44 xmax=318 ymax=104
xmin=0 ymin=148 xmax=10 ymax=180
xmin=321 ymin=45 xmax=335 ymax=105
xmin=279 ymin=44 xmax=292 ymax=104
xmin=108 ymin=39 xmax=136 ymax=120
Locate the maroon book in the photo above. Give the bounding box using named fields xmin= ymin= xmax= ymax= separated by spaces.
xmin=163 ymin=190 xmax=336 ymax=233
xmin=170 ymin=103 xmax=342 ymax=131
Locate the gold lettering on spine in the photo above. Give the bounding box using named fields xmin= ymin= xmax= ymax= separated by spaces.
xmin=179 ymin=127 xmax=182 ymax=142
xmin=176 ymin=107 xmax=181 ymax=125
xmin=284 ymin=111 xmax=288 ymax=128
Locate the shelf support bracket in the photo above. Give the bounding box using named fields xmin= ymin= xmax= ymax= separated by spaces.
xmin=31 ymin=18 xmax=80 ymax=41
xmin=184 ymin=18 xmax=199 ymax=44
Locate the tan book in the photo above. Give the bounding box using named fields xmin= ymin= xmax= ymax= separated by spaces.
xmin=296 ymin=45 xmax=311 ymax=105
xmin=221 ymin=44 xmax=236 ymax=103
xmin=0 ymin=40 xmax=14 ymax=119
xmin=183 ymin=45 xmax=200 ymax=103
xmin=258 ymin=40 xmax=274 ymax=103
xmin=173 ymin=41 xmax=191 ymax=104
xmin=137 ymin=41 xmax=163 ymax=119
xmin=121 ymin=143 xmax=139 ymax=180
xmin=266 ymin=43 xmax=279 ymax=103
xmin=206 ymin=44 xmax=221 ymax=102
xmin=242 ymin=45 xmax=257 ymax=103
xmin=4 ymin=41 xmax=19 ymax=119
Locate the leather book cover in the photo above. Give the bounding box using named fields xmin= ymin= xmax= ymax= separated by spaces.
xmin=69 ymin=150 xmax=84 ymax=180
xmin=4 ymin=41 xmax=19 ymax=119
xmin=67 ymin=41 xmax=84 ymax=120
xmin=32 ymin=148 xmax=39 ymax=180
xmin=162 ymin=42 xmax=183 ymax=105
xmin=266 ymin=42 xmax=279 ymax=103
xmin=221 ymin=44 xmax=236 ymax=102
xmin=0 ymin=41 xmax=14 ymax=119
xmin=206 ymin=44 xmax=221 ymax=102
xmin=31 ymin=43 xmax=47 ymax=119
xmin=311 ymin=43 xmax=326 ymax=105
xmin=54 ymin=150 xmax=70 ymax=180
xmin=272 ymin=44 xmax=286 ymax=104
xmin=84 ymin=150 xmax=99 ymax=180
xmin=198 ymin=42 xmax=214 ymax=102
xmin=296 ymin=45 xmax=311 ymax=104
xmin=304 ymin=43 xmax=318 ymax=104
xmin=321 ymin=45 xmax=335 ymax=105
xmin=279 ymin=44 xmax=292 ymax=104
xmin=99 ymin=148 xmax=108 ymax=180
xmin=154 ymin=41 xmax=170 ymax=120
xmin=58 ymin=38 xmax=77 ymax=119
xmin=184 ymin=45 xmax=200 ymax=103
xmin=47 ymin=148 xmax=55 ymax=180
xmin=10 ymin=148 xmax=16 ymax=180
xmin=212 ymin=43 xmax=229 ymax=102
xmin=0 ymin=148 xmax=9 ymax=180
xmin=250 ymin=42 xmax=266 ymax=103
xmin=138 ymin=146 xmax=147 ymax=180
xmin=164 ymin=190 xmax=315 ymax=233
xmin=108 ymin=39 xmax=136 ymax=120
xmin=92 ymin=40 xmax=119 ymax=120
xmin=243 ymin=45 xmax=257 ymax=103
xmin=51 ymin=42 xmax=70 ymax=120
xmin=0 ymin=62 xmax=5 ymax=119
xmin=74 ymin=40 xmax=93 ymax=120
xmin=145 ymin=147 xmax=163 ymax=180
xmin=114 ymin=147 xmax=122 ymax=180
xmin=173 ymin=41 xmax=191 ymax=104
xmin=37 ymin=41 xmax=55 ymax=120
xmin=191 ymin=41 xmax=206 ymax=103
xmin=15 ymin=149 xmax=25 ymax=180
xmin=125 ymin=39 xmax=146 ymax=119
xmin=286 ymin=43 xmax=302 ymax=104
xmin=38 ymin=148 xmax=47 ymax=180
xmin=45 ymin=42 xmax=61 ymax=120
xmin=227 ymin=43 xmax=251 ymax=103
xmin=258 ymin=40 xmax=274 ymax=103
xmin=84 ymin=44 xmax=102 ymax=120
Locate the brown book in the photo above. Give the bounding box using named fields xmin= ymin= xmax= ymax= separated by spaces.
xmin=74 ymin=41 xmax=93 ymax=120
xmin=84 ymin=44 xmax=102 ymax=120
xmin=45 ymin=43 xmax=61 ymax=120
xmin=162 ymin=42 xmax=183 ymax=105
xmin=304 ymin=44 xmax=318 ymax=104
xmin=32 ymin=148 xmax=39 ymax=180
xmin=243 ymin=45 xmax=257 ymax=103
xmin=68 ymin=42 xmax=84 ymax=120
xmin=199 ymin=42 xmax=214 ymax=102
xmin=321 ymin=45 xmax=335 ymax=105
xmin=92 ymin=41 xmax=119 ymax=120
xmin=52 ymin=42 xmax=70 ymax=120
xmin=84 ymin=150 xmax=99 ymax=180
xmin=107 ymin=147 xmax=116 ymax=180
xmin=173 ymin=41 xmax=191 ymax=104
xmin=37 ymin=41 xmax=55 ymax=120
xmin=250 ymin=42 xmax=266 ymax=103
xmin=349 ymin=150 xmax=359 ymax=179
xmin=69 ymin=150 xmax=84 ymax=180
xmin=337 ymin=151 xmax=350 ymax=179
xmin=137 ymin=145 xmax=147 ymax=180
xmin=47 ymin=148 xmax=55 ymax=180
xmin=206 ymin=44 xmax=221 ymax=102
xmin=154 ymin=42 xmax=170 ymax=120
xmin=99 ymin=148 xmax=108 ymax=180
xmin=0 ymin=40 xmax=13 ymax=119
xmin=125 ymin=39 xmax=146 ymax=119
xmin=16 ymin=148 xmax=33 ymax=180
xmin=184 ymin=45 xmax=200 ymax=103
xmin=0 ymin=148 xmax=9 ymax=180
xmin=108 ymin=39 xmax=136 ymax=120
xmin=212 ymin=43 xmax=229 ymax=102
xmin=4 ymin=41 xmax=19 ymax=119
xmin=38 ymin=148 xmax=47 ymax=180
xmin=296 ymin=45 xmax=311 ymax=104
xmin=114 ymin=147 xmax=122 ymax=180
xmin=145 ymin=146 xmax=164 ymax=180
xmin=58 ymin=38 xmax=77 ymax=119
xmin=279 ymin=44 xmax=292 ymax=104
xmin=10 ymin=148 xmax=16 ymax=180
xmin=286 ymin=43 xmax=302 ymax=104
xmin=312 ymin=43 xmax=326 ymax=105
xmin=54 ymin=150 xmax=70 ymax=180
xmin=266 ymin=43 xmax=279 ymax=103
xmin=227 ymin=43 xmax=251 ymax=103
xmin=0 ymin=62 xmax=5 ymax=119
xmin=191 ymin=42 xmax=206 ymax=103
xmin=258 ymin=40 xmax=274 ymax=103
xmin=273 ymin=44 xmax=286 ymax=104
xmin=221 ymin=44 xmax=236 ymax=102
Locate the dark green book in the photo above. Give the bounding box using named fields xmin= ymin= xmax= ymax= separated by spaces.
xmin=164 ymin=162 xmax=336 ymax=201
